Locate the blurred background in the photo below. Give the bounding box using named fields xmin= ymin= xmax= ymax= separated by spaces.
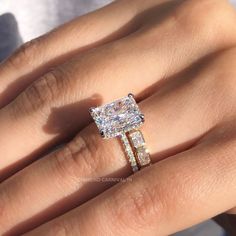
xmin=0 ymin=1 xmax=236 ymax=235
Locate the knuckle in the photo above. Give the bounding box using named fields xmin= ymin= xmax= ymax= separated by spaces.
xmin=111 ymin=182 xmax=166 ymax=230
xmin=68 ymin=134 xmax=101 ymax=173
xmin=53 ymin=126 xmax=109 ymax=181
xmin=11 ymin=70 xmax=62 ymax=117
xmin=7 ymin=37 xmax=42 ymax=69
xmin=48 ymin=221 xmax=69 ymax=236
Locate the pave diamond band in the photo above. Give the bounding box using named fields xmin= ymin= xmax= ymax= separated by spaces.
xmin=89 ymin=94 xmax=151 ymax=172
xmin=120 ymin=133 xmax=139 ymax=172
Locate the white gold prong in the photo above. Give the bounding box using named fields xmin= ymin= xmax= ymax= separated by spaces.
xmin=89 ymin=107 xmax=96 ymax=113
xmin=100 ymin=131 xmax=105 ymax=138
xmin=140 ymin=114 xmax=145 ymax=122
xmin=128 ymin=93 xmax=135 ymax=99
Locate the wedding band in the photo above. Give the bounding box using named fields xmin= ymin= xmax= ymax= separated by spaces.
xmin=128 ymin=130 xmax=151 ymax=168
xmin=89 ymin=94 xmax=151 ymax=172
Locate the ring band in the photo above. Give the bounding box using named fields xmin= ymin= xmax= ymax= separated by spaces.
xmin=89 ymin=94 xmax=151 ymax=172
xmin=120 ymin=133 xmax=139 ymax=172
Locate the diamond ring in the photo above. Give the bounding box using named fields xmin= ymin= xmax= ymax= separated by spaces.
xmin=89 ymin=94 xmax=151 ymax=172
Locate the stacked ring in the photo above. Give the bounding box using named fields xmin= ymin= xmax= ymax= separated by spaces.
xmin=89 ymin=94 xmax=151 ymax=172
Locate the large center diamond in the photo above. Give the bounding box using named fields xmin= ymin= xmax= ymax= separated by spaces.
xmin=90 ymin=95 xmax=143 ymax=139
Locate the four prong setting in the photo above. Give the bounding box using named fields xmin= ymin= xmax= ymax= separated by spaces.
xmin=140 ymin=114 xmax=145 ymax=123
xmin=89 ymin=107 xmax=96 ymax=113
xmin=128 ymin=93 xmax=135 ymax=99
xmin=100 ymin=131 xmax=105 ymax=138
xmin=89 ymin=94 xmax=144 ymax=139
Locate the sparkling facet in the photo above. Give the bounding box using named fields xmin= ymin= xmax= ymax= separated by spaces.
xmin=120 ymin=134 xmax=139 ymax=172
xmin=129 ymin=131 xmax=145 ymax=148
xmin=137 ymin=147 xmax=151 ymax=166
xmin=90 ymin=96 xmax=143 ymax=138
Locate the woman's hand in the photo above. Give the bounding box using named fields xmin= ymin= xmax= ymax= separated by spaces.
xmin=0 ymin=0 xmax=236 ymax=235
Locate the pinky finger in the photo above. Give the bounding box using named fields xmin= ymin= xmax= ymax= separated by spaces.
xmin=24 ymin=122 xmax=236 ymax=236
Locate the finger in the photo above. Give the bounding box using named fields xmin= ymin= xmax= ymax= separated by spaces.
xmin=0 ymin=0 xmax=185 ymax=107
xmin=0 ymin=0 xmax=140 ymax=107
xmin=24 ymin=120 xmax=236 ymax=236
xmin=1 ymin=0 xmax=236 ymax=179
xmin=1 ymin=47 xmax=236 ymax=234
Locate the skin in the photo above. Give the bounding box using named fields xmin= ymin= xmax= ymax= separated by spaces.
xmin=0 ymin=0 xmax=236 ymax=235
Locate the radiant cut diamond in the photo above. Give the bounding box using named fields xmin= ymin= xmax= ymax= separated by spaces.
xmin=90 ymin=95 xmax=143 ymax=139
xmin=129 ymin=130 xmax=145 ymax=148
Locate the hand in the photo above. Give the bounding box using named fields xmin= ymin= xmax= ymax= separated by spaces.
xmin=0 ymin=0 xmax=236 ymax=235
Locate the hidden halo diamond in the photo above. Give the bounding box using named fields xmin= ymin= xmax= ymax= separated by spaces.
xmin=89 ymin=94 xmax=151 ymax=172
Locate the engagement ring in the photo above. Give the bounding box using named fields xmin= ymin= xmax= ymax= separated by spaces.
xmin=89 ymin=94 xmax=151 ymax=172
